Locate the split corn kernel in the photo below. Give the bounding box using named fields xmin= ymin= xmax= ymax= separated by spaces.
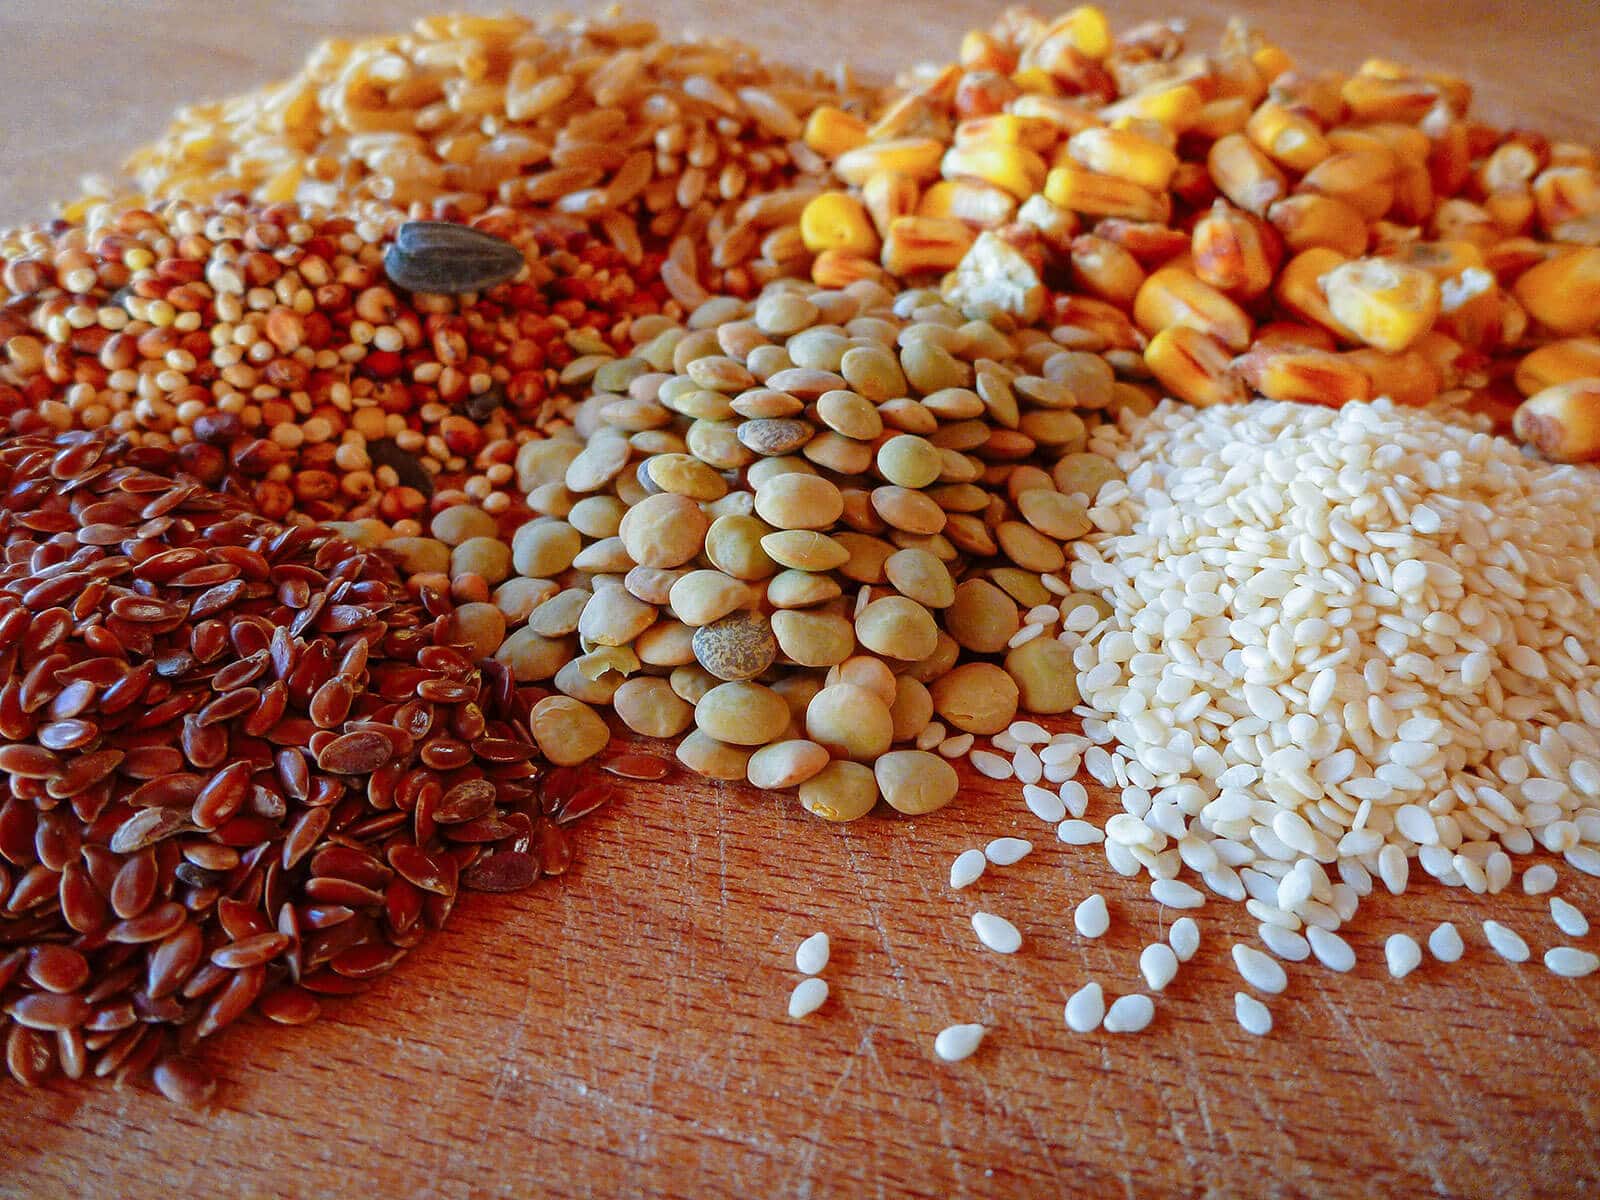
xmin=881 ymin=216 xmax=976 ymax=276
xmin=1065 ymin=127 xmax=1179 ymax=191
xmin=1275 ymin=248 xmax=1361 ymax=342
xmin=1192 ymin=200 xmax=1280 ymax=299
xmin=941 ymin=143 xmax=1048 ymax=200
xmin=1051 ymin=295 xmax=1144 ymax=351
xmin=1245 ymin=100 xmax=1332 ymax=172
xmin=1207 ymin=133 xmax=1287 ymax=216
xmin=1320 ymin=258 xmax=1441 ymax=353
xmin=1144 ymin=325 xmax=1247 ymax=407
xmin=1044 ymin=164 xmax=1168 ymax=221
xmin=862 ymin=170 xmax=921 ymax=239
xmin=1512 ymin=247 xmax=1600 ymax=335
xmin=1134 ymin=267 xmax=1255 ymax=352
xmin=833 ymin=138 xmax=946 ymax=187
xmin=800 ymin=192 xmax=880 ymax=257
xmin=1512 ymin=379 xmax=1600 ymax=463
xmin=1343 ymin=348 xmax=1442 ymax=406
xmin=803 ymin=106 xmax=869 ymax=158
xmin=1232 ymin=345 xmax=1373 ymax=406
xmin=1515 ymin=338 xmax=1600 ymax=396
xmin=917 ymin=179 xmax=1017 ymax=228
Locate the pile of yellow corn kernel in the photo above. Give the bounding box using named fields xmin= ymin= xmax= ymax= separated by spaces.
xmin=793 ymin=7 xmax=1600 ymax=462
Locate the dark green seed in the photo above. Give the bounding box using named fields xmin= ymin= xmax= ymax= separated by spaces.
xmin=384 ymin=221 xmax=524 ymax=294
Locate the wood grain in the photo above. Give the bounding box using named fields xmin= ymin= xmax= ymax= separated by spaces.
xmin=4 ymin=3 xmax=1600 ymax=1198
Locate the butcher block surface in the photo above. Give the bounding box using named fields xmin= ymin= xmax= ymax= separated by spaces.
xmin=3 ymin=2 xmax=1600 ymax=1197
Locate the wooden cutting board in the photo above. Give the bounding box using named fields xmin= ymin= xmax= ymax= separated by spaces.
xmin=5 ymin=3 xmax=1600 ymax=1197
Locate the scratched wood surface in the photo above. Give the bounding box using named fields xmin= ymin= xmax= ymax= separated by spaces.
xmin=4 ymin=2 xmax=1600 ymax=1198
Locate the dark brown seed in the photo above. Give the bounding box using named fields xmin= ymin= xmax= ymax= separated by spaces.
xmin=110 ymin=849 xmax=158 ymax=919
xmin=435 ymin=778 xmax=497 ymax=823
xmin=8 ymin=991 xmax=91 ymax=1031
xmin=152 ymin=1055 xmax=216 ymax=1108
xmin=385 ymin=221 xmax=525 ymax=294
xmin=442 ymin=815 xmax=517 ymax=842
xmin=315 ymin=729 xmax=394 ymax=774
xmin=6 ymin=1024 xmax=56 ymax=1086
xmin=0 ymin=742 xmax=60 ymax=778
xmin=107 ymin=901 xmax=187 ymax=944
xmin=194 ymin=964 xmax=265 ymax=1038
xmin=281 ymin=806 xmax=331 ymax=870
xmin=59 ymin=861 xmax=107 ymax=933
xmin=462 ymin=850 xmax=541 ymax=892
xmin=329 ymin=942 xmax=407 ymax=980
xmin=192 ymin=761 xmax=252 ymax=830
xmin=211 ymin=932 xmax=291 ymax=970
xmin=257 ymin=987 xmax=321 ymax=1026
xmin=300 ymin=877 xmax=386 ymax=908
xmin=147 ymin=923 xmax=205 ymax=999
xmin=309 ymin=845 xmax=391 ymax=889
xmin=28 ymin=945 xmax=90 ymax=994
xmin=217 ymin=896 xmax=271 ymax=942
xmin=110 ymin=808 xmax=194 ymax=855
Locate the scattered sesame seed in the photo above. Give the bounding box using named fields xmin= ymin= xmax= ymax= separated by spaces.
xmin=795 ymin=932 xmax=830 ymax=976
xmin=1385 ymin=933 xmax=1423 ymax=978
xmin=1427 ymin=922 xmax=1464 ymax=963
xmin=1058 ymin=780 xmax=1089 ymax=818
xmin=1065 ymin=981 xmax=1106 ymax=1033
xmin=1543 ymin=947 xmax=1600 ymax=979
xmin=1234 ymin=992 xmax=1272 ymax=1036
xmin=1521 ymin=863 xmax=1559 ymax=895
xmin=1483 ymin=920 xmax=1530 ymax=963
xmin=1168 ymin=917 xmax=1201 ymax=963
xmin=1259 ymin=924 xmax=1311 ymax=962
xmin=969 ymin=750 xmax=1013 ymax=780
xmin=1103 ymin=994 xmax=1155 ymax=1034
xmin=949 ymin=848 xmax=987 ymax=890
xmin=1306 ymin=926 xmax=1356 ymax=973
xmin=787 ymin=977 xmax=828 ymax=1019
xmin=1074 ymin=893 xmax=1110 ymax=939
xmin=1150 ymin=877 xmax=1205 ymax=909
xmin=1232 ymin=943 xmax=1288 ymax=994
xmin=985 ymin=837 xmax=1033 ymax=866
xmin=971 ymin=911 xmax=1022 ymax=954
xmin=1022 ymin=784 xmax=1067 ymax=823
xmin=1140 ymin=942 xmax=1179 ymax=991
xmin=933 ymin=1023 xmax=986 ymax=1062
xmin=1551 ymin=897 xmax=1590 ymax=938
xmin=1057 ymin=819 xmax=1104 ymax=845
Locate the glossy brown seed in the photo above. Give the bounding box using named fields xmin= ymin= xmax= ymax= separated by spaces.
xmin=257 ymin=987 xmax=321 ymax=1026
xmin=601 ymin=753 xmax=672 ymax=781
xmin=109 ymin=850 xmax=158 ymax=919
xmin=57 ymin=1028 xmax=88 ymax=1080
xmin=555 ymin=782 xmax=616 ymax=825
xmin=309 ymin=845 xmax=392 ymax=889
xmin=211 ymin=932 xmax=291 ymax=970
xmin=281 ymin=806 xmax=331 ymax=870
xmin=315 ymin=729 xmax=394 ymax=774
xmin=6 ymin=1024 xmax=56 ymax=1086
xmin=59 ymin=862 xmax=107 ymax=933
xmin=435 ymin=778 xmax=497 ymax=823
xmin=194 ymin=964 xmax=265 ymax=1038
xmin=106 ymin=901 xmax=187 ymax=944
xmin=8 ymin=991 xmax=91 ymax=1031
xmin=28 ymin=945 xmax=90 ymax=994
xmin=329 ymin=942 xmax=407 ymax=979
xmin=386 ymin=844 xmax=455 ymax=896
xmin=147 ymin=923 xmax=205 ymax=999
xmin=152 ymin=1055 xmax=217 ymax=1108
xmin=538 ymin=822 xmax=573 ymax=877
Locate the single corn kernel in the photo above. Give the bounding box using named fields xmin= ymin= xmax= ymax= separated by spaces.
xmin=1484 ymin=189 xmax=1536 ymax=236
xmin=941 ymin=143 xmax=1048 ymax=200
xmin=1320 ymin=258 xmax=1441 ymax=353
xmin=1267 ymin=194 xmax=1370 ymax=257
xmin=1275 ymin=248 xmax=1360 ymax=341
xmin=867 ymin=91 xmax=939 ymax=142
xmin=1207 ymin=134 xmax=1288 ymax=216
xmin=1245 ymin=100 xmax=1332 ymax=172
xmin=1389 ymin=164 xmax=1436 ymax=225
xmin=1341 ymin=72 xmax=1440 ymax=123
xmin=811 ymin=250 xmax=886 ymax=289
xmin=1269 ymin=70 xmax=1346 ymax=127
xmin=917 ymin=179 xmax=1017 ymax=228
xmin=1049 ymin=6 xmax=1113 ymax=59
xmin=803 ymin=106 xmax=869 ymax=159
xmin=1431 ymin=198 xmax=1500 ymax=250
xmin=1428 ymin=121 xmax=1473 ymax=198
xmin=1486 ymin=237 xmax=1561 ymax=285
xmin=1512 ymin=247 xmax=1600 ymax=335
xmin=1253 ymin=43 xmax=1295 ymax=83
xmin=1534 ymin=166 xmax=1600 ymax=231
xmin=954 ymin=114 xmax=1057 ymax=153
xmin=1070 ymin=234 xmax=1147 ymax=306
xmin=944 ymin=231 xmax=1047 ymax=323
xmin=1232 ymin=344 xmax=1373 ymax=406
xmin=1342 ymin=349 xmax=1443 ymax=406
xmin=1477 ymin=140 xmax=1543 ymax=195
xmin=1050 ymin=295 xmax=1144 ymax=350
xmin=881 ymin=216 xmax=976 ymax=276
xmin=1144 ymin=325 xmax=1247 ymax=406
xmin=1300 ymin=149 xmax=1398 ymax=221
xmin=1191 ymin=96 xmax=1254 ymax=140
xmin=1092 ymin=219 xmax=1190 ymax=264
xmin=1515 ymin=338 xmax=1600 ymax=396
xmin=1015 ymin=194 xmax=1080 ymax=252
xmin=960 ymin=29 xmax=1016 ymax=73
xmin=800 ymin=192 xmax=880 ymax=257
xmin=1134 ymin=267 xmax=1255 ymax=352
xmin=1008 ymin=94 xmax=1102 ymax=136
xmin=1436 ymin=266 xmax=1505 ymax=350
xmin=1408 ymin=331 xmax=1470 ymax=391
xmin=1361 ymin=123 xmax=1432 ymax=170
xmin=1513 ymin=379 xmax=1600 ymax=463
xmin=1045 ymin=165 xmax=1169 ymax=222
xmin=1100 ymin=83 xmax=1204 ymax=132
xmin=1192 ymin=200 xmax=1280 ymax=299
xmin=862 ymin=170 xmax=921 ymax=239
xmin=833 ymin=138 xmax=946 ymax=187
xmin=1065 ymin=127 xmax=1180 ymax=191
xmin=1255 ymin=321 xmax=1338 ymax=352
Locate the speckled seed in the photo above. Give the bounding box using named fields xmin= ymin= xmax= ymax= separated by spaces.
xmin=805 ymin=684 xmax=894 ymax=762
xmin=945 ymin=579 xmax=1020 ymax=653
xmin=444 ymin=602 xmax=507 ymax=661
xmin=876 ymin=435 xmax=943 ymax=489
xmin=694 ymin=681 xmax=790 ymax=745
xmin=747 ymin=740 xmax=831 ymax=789
xmin=530 ymin=696 xmax=610 ymax=765
xmin=1003 ymin=637 xmax=1078 ymax=714
xmin=611 ymin=677 xmax=695 ymax=738
xmin=874 ymin=750 xmax=960 ymax=815
xmin=929 ymin=662 xmax=1019 ymax=735
xmin=760 ymin=530 xmax=851 ymax=571
xmin=619 ymin=493 xmax=710 ymax=567
xmin=738 ymin=418 xmax=814 ymax=456
xmin=854 ymin=596 xmax=939 ymax=661
xmin=883 ymin=549 xmax=956 ymax=608
xmin=512 ymin=520 xmax=582 ymax=577
xmin=754 ymin=473 xmax=844 ymax=530
xmin=771 ymin=609 xmax=855 ymax=667
xmin=577 ymin=586 xmax=657 ymax=647
xmin=693 ymin=611 xmax=778 ymax=681
xmin=798 ymin=760 xmax=879 ymax=821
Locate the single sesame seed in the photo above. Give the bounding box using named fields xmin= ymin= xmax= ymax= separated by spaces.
xmin=1103 ymin=994 xmax=1155 ymax=1034
xmin=933 ymin=1023 xmax=986 ymax=1062
xmin=1427 ymin=922 xmax=1464 ymax=963
xmin=1022 ymin=783 xmax=1067 ymax=823
xmin=1234 ymin=992 xmax=1272 ymax=1036
xmin=971 ymin=911 xmax=1022 ymax=954
xmin=1385 ymin=933 xmax=1423 ymax=978
xmin=787 ymin=976 xmax=828 ymax=1019
xmin=949 ymin=848 xmax=987 ymax=890
xmin=969 ymin=750 xmax=1013 ymax=780
xmin=1074 ymin=893 xmax=1110 ymax=939
xmin=795 ymin=932 xmax=830 ymax=976
xmin=1150 ymin=877 xmax=1205 ymax=909
xmin=1483 ymin=920 xmax=1530 ymax=963
xmin=1058 ymin=780 xmax=1089 ymax=818
xmin=1140 ymin=942 xmax=1179 ymax=991
xmin=1232 ymin=943 xmax=1288 ymax=994
xmin=1551 ymin=896 xmax=1590 ymax=938
xmin=1057 ymin=819 xmax=1105 ymax=845
xmin=1065 ymin=981 xmax=1106 ymax=1033
xmin=985 ymin=837 xmax=1032 ymax=866
xmin=1306 ymin=926 xmax=1356 ymax=973
xmin=1521 ymin=863 xmax=1559 ymax=895
xmin=1259 ymin=923 xmax=1311 ymax=962
xmin=1543 ymin=947 xmax=1599 ymax=978
xmin=1168 ymin=916 xmax=1201 ymax=962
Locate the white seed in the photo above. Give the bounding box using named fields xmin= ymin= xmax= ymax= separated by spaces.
xmin=794 ymin=932 xmax=830 ymax=976
xmin=971 ymin=911 xmax=1022 ymax=954
xmin=1385 ymin=933 xmax=1423 ymax=978
xmin=1306 ymin=926 xmax=1356 ymax=973
xmin=1023 ymin=783 xmax=1066 ymax=823
xmin=1521 ymin=863 xmax=1559 ymax=895
xmin=1483 ymin=920 xmax=1530 ymax=963
xmin=787 ymin=976 xmax=828 ymax=1018
xmin=1058 ymin=779 xmax=1089 ymax=817
xmin=1258 ymin=923 xmax=1311 ymax=962
xmin=1074 ymin=893 xmax=1110 ymax=939
xmin=934 ymin=1022 xmax=986 ymax=1062
xmin=1427 ymin=922 xmax=1464 ymax=963
xmin=1232 ymin=943 xmax=1288 ymax=994
xmin=1150 ymin=877 xmax=1205 ymax=909
xmin=985 ymin=837 xmax=1033 ymax=866
xmin=1234 ymin=992 xmax=1272 ymax=1036
xmin=1103 ymin=994 xmax=1155 ymax=1033
xmin=1168 ymin=916 xmax=1201 ymax=962
xmin=1057 ymin=819 xmax=1105 ymax=845
xmin=949 ymin=848 xmax=987 ymax=890
xmin=1551 ymin=896 xmax=1590 ymax=938
xmin=1140 ymin=942 xmax=1179 ymax=991
xmin=1544 ymin=947 xmax=1600 ymax=978
xmin=1064 ymin=981 xmax=1106 ymax=1033
xmin=968 ymin=750 xmax=1013 ymax=780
